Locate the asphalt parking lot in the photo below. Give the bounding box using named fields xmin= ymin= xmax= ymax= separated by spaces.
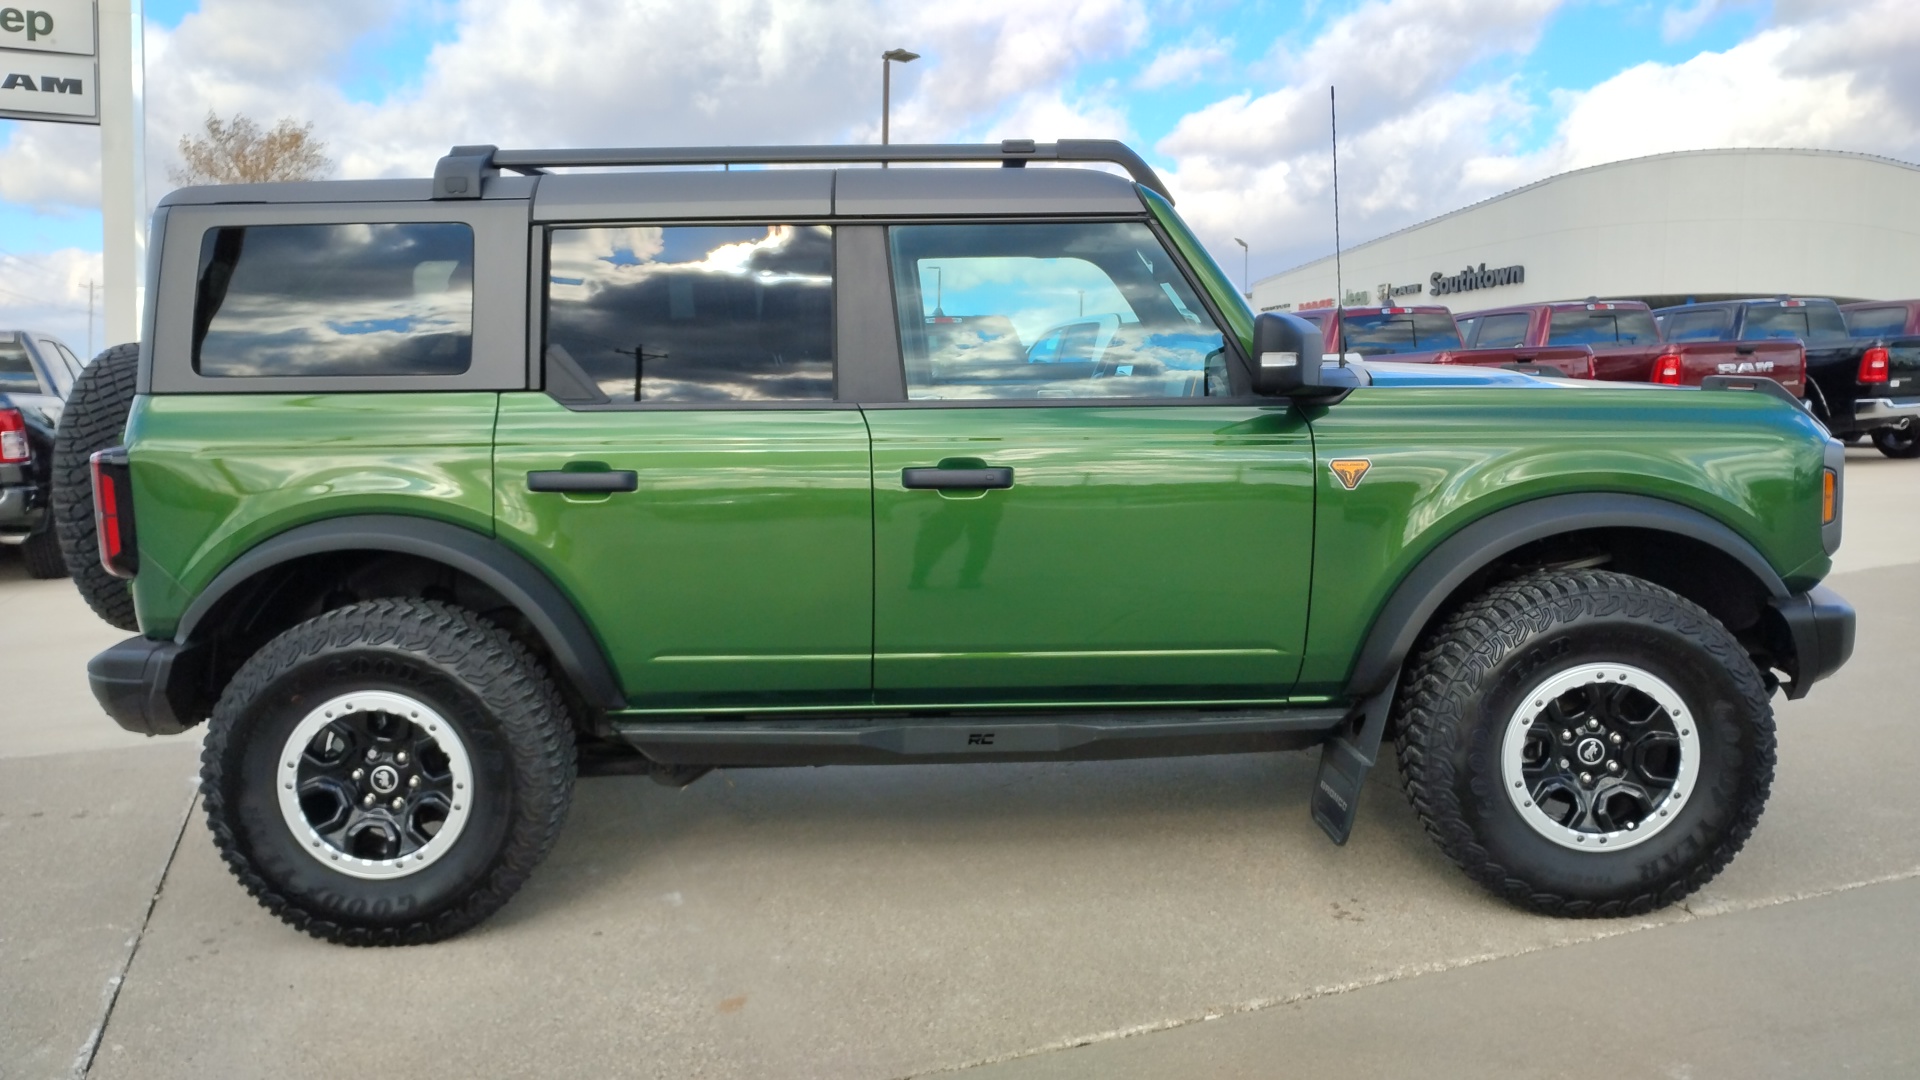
xmin=3 ymin=448 xmax=1916 ymax=1079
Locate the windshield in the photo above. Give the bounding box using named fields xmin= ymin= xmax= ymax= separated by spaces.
xmin=1549 ymin=309 xmax=1659 ymax=346
xmin=1340 ymin=312 xmax=1461 ymax=355
xmin=1741 ymin=303 xmax=1850 ymax=346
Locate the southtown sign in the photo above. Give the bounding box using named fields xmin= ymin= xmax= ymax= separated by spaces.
xmin=1431 ymin=261 xmax=1526 ymax=298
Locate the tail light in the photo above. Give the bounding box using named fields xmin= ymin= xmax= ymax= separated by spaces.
xmin=90 ymin=448 xmax=138 ymax=579
xmin=1859 ymin=346 xmax=1890 ymax=384
xmin=0 ymin=408 xmax=26 ymax=464
xmin=1651 ymin=352 xmax=1684 ymax=385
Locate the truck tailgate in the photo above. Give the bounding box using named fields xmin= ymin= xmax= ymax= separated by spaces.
xmin=1886 ymin=340 xmax=1920 ymax=397
xmin=1440 ymin=346 xmax=1596 ymax=379
xmin=1674 ymin=341 xmax=1805 ymax=395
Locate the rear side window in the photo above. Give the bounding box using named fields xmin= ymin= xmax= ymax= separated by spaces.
xmin=0 ymin=340 xmax=37 ymax=393
xmin=544 ymin=225 xmax=834 ymax=404
xmin=1845 ymin=306 xmax=1908 ymax=339
xmin=1340 ymin=312 xmax=1461 ymax=356
xmin=1548 ymin=309 xmax=1659 ymax=346
xmin=1741 ymin=303 xmax=1849 ymax=346
xmin=193 ymin=223 xmax=475 ymax=377
xmin=1661 ymin=309 xmax=1730 ymax=342
xmin=35 ymin=339 xmax=73 ymax=395
xmin=1472 ymin=312 xmax=1530 ymax=348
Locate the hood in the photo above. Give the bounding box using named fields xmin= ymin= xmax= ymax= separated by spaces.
xmin=1356 ymin=360 xmax=1628 ymax=390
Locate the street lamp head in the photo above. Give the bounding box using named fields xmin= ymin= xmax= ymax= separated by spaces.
xmin=1233 ymin=237 xmax=1248 ymax=249
xmin=883 ymin=49 xmax=921 ymax=63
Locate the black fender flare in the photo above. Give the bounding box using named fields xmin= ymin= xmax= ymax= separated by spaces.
xmin=1344 ymin=493 xmax=1789 ymax=699
xmin=176 ymin=514 xmax=625 ymax=712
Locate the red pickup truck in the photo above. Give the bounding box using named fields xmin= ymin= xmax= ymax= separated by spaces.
xmin=1293 ymin=306 xmax=1596 ymax=378
xmin=1456 ymin=300 xmax=1805 ymax=395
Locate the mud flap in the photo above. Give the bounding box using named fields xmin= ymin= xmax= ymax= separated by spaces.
xmin=1310 ymin=680 xmax=1397 ymax=845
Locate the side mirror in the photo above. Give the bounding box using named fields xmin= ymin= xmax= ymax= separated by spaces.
xmin=1250 ymin=312 xmax=1324 ymax=396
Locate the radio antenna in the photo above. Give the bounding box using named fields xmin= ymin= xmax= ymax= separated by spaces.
xmin=1330 ymin=85 xmax=1345 ymax=332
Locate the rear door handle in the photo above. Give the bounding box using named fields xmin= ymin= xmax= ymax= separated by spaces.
xmin=901 ymin=466 xmax=1014 ymax=491
xmin=527 ymin=470 xmax=639 ymax=493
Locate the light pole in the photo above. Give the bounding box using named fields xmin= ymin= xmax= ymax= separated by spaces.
xmin=1233 ymin=237 xmax=1250 ymax=299
xmin=881 ymin=48 xmax=920 ymax=161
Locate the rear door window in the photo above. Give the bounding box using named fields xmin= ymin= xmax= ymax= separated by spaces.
xmin=1472 ymin=312 xmax=1530 ymax=348
xmin=1845 ymin=306 xmax=1909 ymax=339
xmin=887 ymin=222 xmax=1228 ymax=400
xmin=1661 ymin=309 xmax=1730 ymax=342
xmin=1741 ymin=303 xmax=1849 ymax=346
xmin=1339 ymin=312 xmax=1461 ymax=356
xmin=544 ymin=225 xmax=834 ymax=404
xmin=192 ymin=222 xmax=475 ymax=377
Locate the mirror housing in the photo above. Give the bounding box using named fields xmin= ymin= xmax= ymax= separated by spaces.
xmin=1250 ymin=312 xmax=1325 ymax=396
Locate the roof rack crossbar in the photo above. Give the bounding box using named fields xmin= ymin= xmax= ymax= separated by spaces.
xmin=432 ymin=139 xmax=1172 ymax=202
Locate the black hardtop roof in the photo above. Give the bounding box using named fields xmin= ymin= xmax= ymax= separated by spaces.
xmin=158 ymin=139 xmax=1169 ymax=219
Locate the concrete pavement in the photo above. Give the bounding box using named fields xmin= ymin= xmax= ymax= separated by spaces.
xmin=1 ymin=447 xmax=1915 ymax=1079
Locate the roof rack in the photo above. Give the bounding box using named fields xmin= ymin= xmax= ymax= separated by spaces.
xmin=432 ymin=139 xmax=1173 ymax=203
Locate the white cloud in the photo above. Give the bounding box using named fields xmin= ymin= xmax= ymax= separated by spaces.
xmin=1135 ymin=31 xmax=1232 ymax=89
xmin=1661 ymin=0 xmax=1723 ymax=43
xmin=0 ymin=249 xmax=105 ymax=357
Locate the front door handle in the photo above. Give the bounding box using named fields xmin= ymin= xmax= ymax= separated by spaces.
xmin=902 ymin=466 xmax=1014 ymax=491
xmin=527 ymin=470 xmax=639 ymax=493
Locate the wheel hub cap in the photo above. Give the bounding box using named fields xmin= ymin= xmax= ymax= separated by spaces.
xmin=1501 ymin=663 xmax=1700 ymax=851
xmin=276 ymin=690 xmax=474 ymax=880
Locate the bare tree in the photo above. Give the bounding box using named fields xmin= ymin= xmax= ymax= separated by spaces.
xmin=169 ymin=112 xmax=333 ymax=186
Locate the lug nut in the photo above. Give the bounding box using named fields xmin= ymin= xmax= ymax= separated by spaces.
xmin=350 ymin=768 xmax=364 ymax=782
xmin=396 ymin=752 xmax=409 ymax=765
xmin=365 ymin=749 xmax=379 ymax=763
xmin=1610 ymin=732 xmax=1623 ymax=745
xmin=1579 ymin=771 xmax=1594 ymax=785
xmin=391 ymin=797 xmax=405 ymax=810
xmin=1607 ymin=760 xmax=1621 ymax=773
xmin=1587 ymin=719 xmax=1601 ymax=732
xmin=409 ymin=775 xmax=421 ymax=789
xmin=1559 ymin=758 xmax=1571 ymax=769
xmin=1560 ymin=729 xmax=1573 ymax=743
xmin=362 ymin=793 xmax=375 ymax=807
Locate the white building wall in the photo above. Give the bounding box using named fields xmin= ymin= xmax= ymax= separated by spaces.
xmin=1249 ymin=149 xmax=1920 ymax=314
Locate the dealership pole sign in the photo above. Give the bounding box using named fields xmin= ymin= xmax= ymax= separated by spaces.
xmin=0 ymin=1 xmax=98 ymax=123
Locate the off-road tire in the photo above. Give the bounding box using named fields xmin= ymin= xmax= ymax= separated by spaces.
xmin=52 ymin=343 xmax=140 ymax=629
xmin=201 ymin=598 xmax=577 ymax=945
xmin=1871 ymin=427 xmax=1920 ymax=459
xmin=1394 ymin=569 xmax=1775 ymax=918
xmin=21 ymin=526 xmax=67 ymax=578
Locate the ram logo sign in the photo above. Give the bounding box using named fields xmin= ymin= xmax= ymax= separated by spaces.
xmin=1716 ymin=360 xmax=1777 ymax=374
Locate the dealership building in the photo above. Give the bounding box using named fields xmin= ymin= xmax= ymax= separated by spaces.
xmin=1249 ymin=148 xmax=1920 ymax=315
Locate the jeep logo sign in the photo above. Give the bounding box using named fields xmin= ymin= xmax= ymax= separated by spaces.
xmin=0 ymin=0 xmax=97 ymax=124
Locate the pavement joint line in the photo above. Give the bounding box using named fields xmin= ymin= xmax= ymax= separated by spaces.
xmin=907 ymin=863 xmax=1920 ymax=1079
xmin=70 ymin=785 xmax=199 ymax=1080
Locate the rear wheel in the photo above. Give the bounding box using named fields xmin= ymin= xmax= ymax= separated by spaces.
xmin=52 ymin=343 xmax=140 ymax=629
xmin=1871 ymin=427 xmax=1920 ymax=458
xmin=201 ymin=598 xmax=577 ymax=945
xmin=1395 ymin=569 xmax=1774 ymax=917
xmin=21 ymin=526 xmax=67 ymax=578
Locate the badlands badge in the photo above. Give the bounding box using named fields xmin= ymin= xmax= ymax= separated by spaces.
xmin=1329 ymin=458 xmax=1372 ymax=490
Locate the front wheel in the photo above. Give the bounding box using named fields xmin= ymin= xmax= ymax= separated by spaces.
xmin=200 ymin=598 xmax=577 ymax=945
xmin=1395 ymin=570 xmax=1774 ymax=917
xmin=1871 ymin=427 xmax=1920 ymax=458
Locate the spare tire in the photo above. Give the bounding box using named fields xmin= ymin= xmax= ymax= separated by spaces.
xmin=53 ymin=343 xmax=140 ymax=631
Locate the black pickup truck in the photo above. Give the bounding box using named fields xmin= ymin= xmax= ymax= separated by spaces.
xmin=1653 ymin=297 xmax=1920 ymax=457
xmin=1838 ymin=300 xmax=1920 ymax=457
xmin=0 ymin=331 xmax=81 ymax=576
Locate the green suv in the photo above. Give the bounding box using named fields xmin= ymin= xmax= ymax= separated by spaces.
xmin=66 ymin=141 xmax=1854 ymax=944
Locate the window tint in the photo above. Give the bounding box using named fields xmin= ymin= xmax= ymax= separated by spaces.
xmin=1741 ymin=303 xmax=1849 ymax=346
xmin=545 ymin=225 xmax=833 ymax=404
xmin=193 ymin=223 xmax=474 ymax=377
xmin=1473 ymin=312 xmax=1531 ymax=348
xmin=0 ymin=340 xmax=37 ymax=393
xmin=1548 ymin=309 xmax=1659 ymax=346
xmin=1845 ymin=306 xmax=1908 ymax=339
xmin=1455 ymin=316 xmax=1479 ymax=343
xmin=1339 ymin=312 xmax=1462 ymax=355
xmin=888 ymin=222 xmax=1228 ymax=401
xmin=1661 ymin=309 xmax=1730 ymax=342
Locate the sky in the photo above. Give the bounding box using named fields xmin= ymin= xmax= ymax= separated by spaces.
xmin=2 ymin=0 xmax=1918 ymax=353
